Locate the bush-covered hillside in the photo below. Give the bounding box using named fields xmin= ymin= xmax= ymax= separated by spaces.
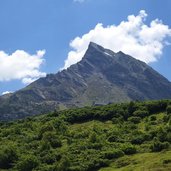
xmin=1 ymin=100 xmax=171 ymax=171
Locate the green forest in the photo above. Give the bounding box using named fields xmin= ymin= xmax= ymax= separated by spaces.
xmin=1 ymin=100 xmax=171 ymax=171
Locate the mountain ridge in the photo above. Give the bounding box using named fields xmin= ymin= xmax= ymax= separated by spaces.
xmin=1 ymin=42 xmax=171 ymax=120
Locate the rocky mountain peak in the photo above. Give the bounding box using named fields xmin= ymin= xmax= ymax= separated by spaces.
xmin=88 ymin=42 xmax=105 ymax=51
xmin=1 ymin=42 xmax=171 ymax=121
xmin=86 ymin=42 xmax=116 ymax=56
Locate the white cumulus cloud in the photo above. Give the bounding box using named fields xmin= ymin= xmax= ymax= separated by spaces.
xmin=63 ymin=10 xmax=171 ymax=69
xmin=2 ymin=91 xmax=13 ymax=95
xmin=0 ymin=50 xmax=46 ymax=84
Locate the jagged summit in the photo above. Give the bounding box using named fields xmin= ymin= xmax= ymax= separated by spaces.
xmin=88 ymin=42 xmax=106 ymax=51
xmin=1 ymin=42 xmax=171 ymax=120
xmin=86 ymin=42 xmax=116 ymax=56
xmin=82 ymin=42 xmax=118 ymax=70
xmin=84 ymin=42 xmax=129 ymax=65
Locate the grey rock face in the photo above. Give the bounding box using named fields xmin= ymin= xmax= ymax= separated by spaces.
xmin=1 ymin=42 xmax=171 ymax=120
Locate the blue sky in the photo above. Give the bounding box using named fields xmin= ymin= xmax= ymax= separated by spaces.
xmin=0 ymin=0 xmax=171 ymax=95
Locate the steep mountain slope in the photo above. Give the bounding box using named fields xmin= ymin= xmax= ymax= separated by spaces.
xmin=1 ymin=42 xmax=171 ymax=120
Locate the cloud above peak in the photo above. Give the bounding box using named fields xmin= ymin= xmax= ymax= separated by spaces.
xmin=63 ymin=10 xmax=171 ymax=69
xmin=0 ymin=50 xmax=46 ymax=84
xmin=73 ymin=0 xmax=86 ymax=3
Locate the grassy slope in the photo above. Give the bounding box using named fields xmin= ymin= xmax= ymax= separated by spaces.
xmin=0 ymin=100 xmax=171 ymax=170
xmin=70 ymin=116 xmax=171 ymax=171
xmin=100 ymin=151 xmax=171 ymax=171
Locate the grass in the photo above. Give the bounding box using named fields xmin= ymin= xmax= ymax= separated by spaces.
xmin=100 ymin=151 xmax=171 ymax=171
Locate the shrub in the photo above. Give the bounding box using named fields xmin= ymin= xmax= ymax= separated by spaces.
xmin=121 ymin=144 xmax=137 ymax=155
xmin=149 ymin=130 xmax=158 ymax=139
xmin=128 ymin=101 xmax=137 ymax=115
xmin=150 ymin=115 xmax=156 ymax=121
xmin=40 ymin=141 xmax=51 ymax=151
xmin=17 ymin=155 xmax=39 ymax=171
xmin=54 ymin=156 xmax=70 ymax=171
xmin=102 ymin=149 xmax=124 ymax=159
xmin=163 ymin=159 xmax=171 ymax=164
xmin=128 ymin=116 xmax=141 ymax=124
xmin=42 ymin=131 xmax=62 ymax=148
xmin=133 ymin=110 xmax=149 ymax=118
xmin=115 ymin=156 xmax=131 ymax=168
xmin=163 ymin=114 xmax=170 ymax=122
xmin=41 ymin=152 xmax=61 ymax=164
xmin=157 ymin=128 xmax=167 ymax=142
xmin=89 ymin=132 xmax=99 ymax=143
xmin=166 ymin=105 xmax=171 ymax=114
xmin=53 ymin=119 xmax=68 ymax=134
xmin=0 ymin=146 xmax=18 ymax=169
xmin=84 ymin=158 xmax=109 ymax=171
xmin=166 ymin=133 xmax=171 ymax=143
xmin=150 ymin=121 xmax=157 ymax=125
xmin=38 ymin=123 xmax=55 ymax=139
xmin=150 ymin=140 xmax=169 ymax=152
xmin=126 ymin=122 xmax=137 ymax=129
xmin=146 ymin=100 xmax=168 ymax=114
xmin=107 ymin=135 xmax=118 ymax=142
xmin=112 ymin=117 xmax=123 ymax=124
xmin=131 ymin=135 xmax=145 ymax=145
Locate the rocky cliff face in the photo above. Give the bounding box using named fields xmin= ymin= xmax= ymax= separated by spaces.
xmin=1 ymin=42 xmax=171 ymax=120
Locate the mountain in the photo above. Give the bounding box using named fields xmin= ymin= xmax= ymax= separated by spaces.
xmin=1 ymin=42 xmax=171 ymax=120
